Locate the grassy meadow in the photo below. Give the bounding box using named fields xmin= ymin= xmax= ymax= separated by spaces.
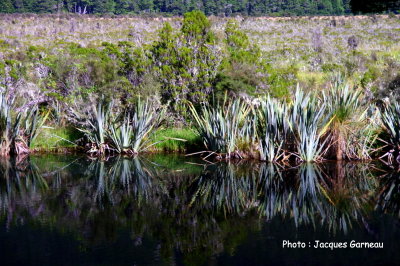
xmin=1 ymin=14 xmax=399 ymax=89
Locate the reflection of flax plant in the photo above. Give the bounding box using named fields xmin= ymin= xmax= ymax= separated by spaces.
xmin=318 ymin=163 xmax=377 ymax=233
xmin=257 ymin=163 xmax=287 ymax=219
xmin=190 ymin=163 xmax=261 ymax=214
xmin=257 ymin=162 xmax=376 ymax=233
xmin=0 ymin=157 xmax=48 ymax=217
xmin=89 ymin=157 xmax=156 ymax=204
xmin=293 ymin=163 xmax=325 ymax=226
xmin=376 ymin=172 xmax=400 ymax=218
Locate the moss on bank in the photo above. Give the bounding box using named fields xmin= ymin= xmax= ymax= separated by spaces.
xmin=31 ymin=126 xmax=83 ymax=152
xmin=31 ymin=126 xmax=202 ymax=153
xmin=148 ymin=128 xmax=202 ymax=152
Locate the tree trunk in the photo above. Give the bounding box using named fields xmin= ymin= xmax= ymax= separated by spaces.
xmin=336 ymin=129 xmax=344 ymax=161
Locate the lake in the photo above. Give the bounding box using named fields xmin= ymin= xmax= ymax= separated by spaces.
xmin=0 ymin=154 xmax=399 ymax=265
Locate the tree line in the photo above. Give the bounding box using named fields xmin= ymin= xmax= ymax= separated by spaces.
xmin=0 ymin=0 xmax=398 ymax=16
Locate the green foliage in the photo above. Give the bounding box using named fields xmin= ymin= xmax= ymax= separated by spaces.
xmin=43 ymin=42 xmax=133 ymax=101
xmin=182 ymin=11 xmax=213 ymax=43
xmin=149 ymin=128 xmax=201 ymax=152
xmin=152 ymin=13 xmax=219 ymax=113
xmin=224 ymin=19 xmax=260 ymax=65
xmin=0 ymin=0 xmax=15 ymax=13
xmin=215 ymin=19 xmax=265 ymax=98
xmin=361 ymin=65 xmax=380 ymax=89
xmin=265 ymin=64 xmax=299 ymax=98
xmin=31 ymin=126 xmax=82 ymax=150
xmin=214 ymin=63 xmax=261 ymax=97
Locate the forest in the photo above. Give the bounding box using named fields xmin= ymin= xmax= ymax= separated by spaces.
xmin=0 ymin=0 xmax=399 ymax=15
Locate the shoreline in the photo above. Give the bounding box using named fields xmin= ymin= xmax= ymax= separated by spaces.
xmin=23 ymin=147 xmax=384 ymax=165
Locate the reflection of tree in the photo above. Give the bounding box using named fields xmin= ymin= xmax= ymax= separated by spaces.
xmin=0 ymin=156 xmax=392 ymax=263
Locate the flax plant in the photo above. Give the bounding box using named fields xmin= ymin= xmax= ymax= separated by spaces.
xmin=381 ymin=102 xmax=400 ymax=151
xmin=257 ymin=96 xmax=289 ymax=162
xmin=0 ymin=91 xmax=47 ymax=155
xmin=75 ymin=98 xmax=165 ymax=155
xmin=76 ymin=100 xmax=112 ymax=154
xmin=109 ymin=115 xmax=134 ymax=154
xmin=0 ymin=92 xmax=12 ymax=155
xmin=322 ymin=80 xmax=363 ymax=160
xmin=130 ymin=99 xmax=165 ymax=154
xmin=189 ymin=98 xmax=252 ymax=158
xmin=290 ymin=89 xmax=330 ymax=162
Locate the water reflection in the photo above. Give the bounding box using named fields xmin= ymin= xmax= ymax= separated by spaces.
xmin=0 ymin=155 xmax=399 ymax=262
xmin=376 ymin=170 xmax=400 ymax=219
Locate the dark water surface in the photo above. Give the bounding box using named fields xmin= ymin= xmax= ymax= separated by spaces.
xmin=0 ymin=154 xmax=399 ymax=266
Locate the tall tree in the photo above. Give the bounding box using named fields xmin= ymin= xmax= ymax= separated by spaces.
xmin=152 ymin=11 xmax=220 ymax=112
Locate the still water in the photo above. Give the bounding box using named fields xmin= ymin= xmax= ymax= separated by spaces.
xmin=0 ymin=154 xmax=399 ymax=265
